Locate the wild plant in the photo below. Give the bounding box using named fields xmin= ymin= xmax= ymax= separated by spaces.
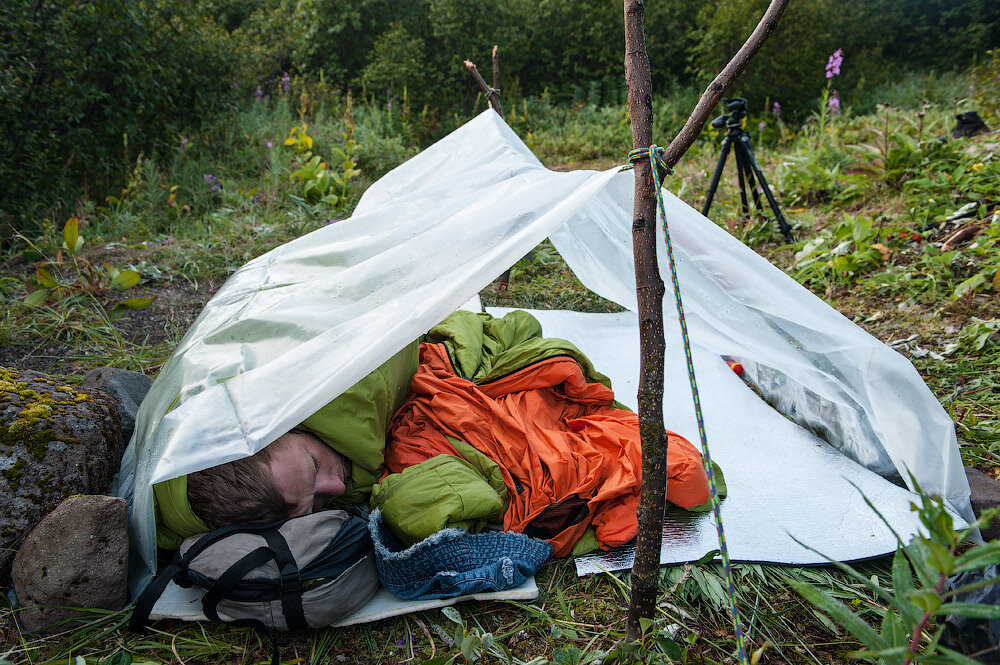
xmin=420 ymin=606 xmax=548 ymax=665
xmin=815 ymin=48 xmax=844 ymax=151
xmin=945 ymin=319 xmax=1000 ymax=356
xmin=791 ymin=482 xmax=1000 ymax=664
xmin=19 ymin=217 xmax=153 ymax=322
xmin=791 ymin=214 xmax=892 ymax=286
xmin=285 ymin=124 xmax=362 ymax=209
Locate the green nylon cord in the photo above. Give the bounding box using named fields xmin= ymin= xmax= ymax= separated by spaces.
xmin=624 ymin=146 xmax=749 ymax=665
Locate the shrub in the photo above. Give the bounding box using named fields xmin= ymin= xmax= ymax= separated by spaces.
xmin=0 ymin=0 xmax=246 ymax=239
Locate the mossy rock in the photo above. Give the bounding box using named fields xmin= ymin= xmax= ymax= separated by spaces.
xmin=0 ymin=366 xmax=124 ymax=580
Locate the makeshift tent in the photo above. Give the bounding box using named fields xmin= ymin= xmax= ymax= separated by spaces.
xmin=113 ymin=110 xmax=972 ymax=600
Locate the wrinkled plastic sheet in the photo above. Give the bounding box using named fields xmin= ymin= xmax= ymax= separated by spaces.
xmin=486 ymin=309 xmax=953 ymax=574
xmin=114 ymin=110 xmax=971 ymax=598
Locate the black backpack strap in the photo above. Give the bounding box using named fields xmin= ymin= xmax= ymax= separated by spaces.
xmin=129 ymin=522 xmax=276 ymax=632
xmin=201 ymin=546 xmax=275 ymax=623
xmin=129 ymin=560 xmax=187 ymax=632
xmin=129 ymin=518 xmax=305 ymax=665
xmin=200 ymin=545 xmax=282 ymax=665
xmin=262 ymin=529 xmax=307 ymax=632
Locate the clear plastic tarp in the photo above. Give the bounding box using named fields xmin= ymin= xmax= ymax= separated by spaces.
xmin=114 ymin=110 xmax=971 ymax=596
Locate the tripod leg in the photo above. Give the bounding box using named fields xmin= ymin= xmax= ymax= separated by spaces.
xmin=741 ymin=138 xmax=794 ymax=242
xmin=702 ymin=137 xmax=733 ymax=217
xmin=733 ymin=143 xmax=751 ymax=219
xmin=735 ymin=138 xmax=765 ymax=214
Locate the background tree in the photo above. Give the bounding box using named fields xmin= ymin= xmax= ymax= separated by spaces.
xmin=0 ymin=0 xmax=243 ymax=238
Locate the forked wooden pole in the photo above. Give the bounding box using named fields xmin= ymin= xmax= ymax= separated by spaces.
xmin=623 ymin=0 xmax=789 ymax=642
xmin=466 ymin=49 xmax=514 ymax=290
xmin=465 ymin=54 xmax=502 ymax=116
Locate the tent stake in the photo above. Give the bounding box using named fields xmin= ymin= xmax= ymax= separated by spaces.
xmin=622 ymin=0 xmax=789 ymax=644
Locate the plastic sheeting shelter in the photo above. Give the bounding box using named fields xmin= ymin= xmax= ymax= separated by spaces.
xmin=114 ymin=110 xmax=972 ymax=597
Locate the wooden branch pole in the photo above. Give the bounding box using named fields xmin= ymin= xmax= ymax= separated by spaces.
xmin=464 ymin=56 xmax=502 ymax=116
xmin=466 ymin=49 xmax=514 ymax=290
xmin=623 ymin=0 xmax=789 ymax=642
xmin=623 ymin=0 xmax=668 ymax=640
xmin=492 ymin=45 xmax=501 ymax=96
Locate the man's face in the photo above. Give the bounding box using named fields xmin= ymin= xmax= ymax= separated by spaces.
xmin=267 ymin=431 xmax=348 ymax=516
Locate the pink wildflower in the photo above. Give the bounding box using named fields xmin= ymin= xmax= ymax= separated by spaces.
xmin=825 ymin=49 xmax=844 ymax=79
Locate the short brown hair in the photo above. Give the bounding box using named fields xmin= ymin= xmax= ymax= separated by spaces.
xmin=187 ymin=444 xmax=294 ymax=530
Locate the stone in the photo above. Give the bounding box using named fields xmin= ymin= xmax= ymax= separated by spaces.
xmin=965 ymin=466 xmax=1000 ymax=541
xmin=0 ymin=366 xmax=124 ymax=579
xmin=952 ymin=112 xmax=990 ymax=139
xmin=12 ymin=495 xmax=129 ymax=633
xmin=82 ymin=366 xmax=153 ymax=443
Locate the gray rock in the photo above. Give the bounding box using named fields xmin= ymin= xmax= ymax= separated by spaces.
xmin=12 ymin=495 xmax=129 ymax=633
xmin=82 ymin=366 xmax=152 ymax=443
xmin=0 ymin=366 xmax=124 ymax=579
xmin=965 ymin=466 xmax=1000 ymax=541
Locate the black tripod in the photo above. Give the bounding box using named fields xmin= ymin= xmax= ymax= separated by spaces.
xmin=702 ymin=97 xmax=793 ymax=242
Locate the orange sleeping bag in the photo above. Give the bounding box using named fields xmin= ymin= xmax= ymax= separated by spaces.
xmin=385 ymin=342 xmax=710 ymax=556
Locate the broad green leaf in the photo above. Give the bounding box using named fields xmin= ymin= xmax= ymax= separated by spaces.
xmin=695 ymin=549 xmax=721 ymax=565
xmin=63 ymin=217 xmax=79 ymax=254
xmin=110 ymin=269 xmax=140 ymax=290
xmin=441 ymin=606 xmax=462 ymax=625
xmin=936 ymin=602 xmax=1000 ymax=619
xmin=907 ymin=589 xmax=942 ymax=615
xmin=932 ymin=644 xmax=994 ymax=664
xmin=906 ymin=543 xmax=938 ymax=590
xmin=24 ymin=288 xmax=51 ymax=307
xmin=810 ymin=607 xmax=841 ymax=635
xmin=460 ymin=633 xmax=479 ymax=660
xmin=954 ymin=273 xmax=987 ymax=298
xmin=890 ymin=549 xmax=918 ymax=624
xmin=99 ymin=651 xmax=133 ymax=665
xmin=923 ymin=541 xmax=956 ymax=575
xmin=639 ymin=617 xmax=655 ymax=634
xmin=655 ymin=637 xmax=682 ymax=659
xmin=36 ymin=266 xmax=57 ymax=288
xmin=119 ymin=297 xmax=154 ymax=310
xmin=553 ymin=647 xmax=581 ymax=665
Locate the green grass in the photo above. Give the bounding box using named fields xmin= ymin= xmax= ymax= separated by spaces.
xmin=2 ymin=62 xmax=1000 ymax=664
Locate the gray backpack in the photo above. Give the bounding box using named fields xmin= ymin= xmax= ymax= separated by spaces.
xmin=131 ymin=510 xmax=377 ymax=663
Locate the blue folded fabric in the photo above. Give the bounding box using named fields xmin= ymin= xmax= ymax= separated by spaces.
xmin=369 ymin=509 xmax=552 ymax=600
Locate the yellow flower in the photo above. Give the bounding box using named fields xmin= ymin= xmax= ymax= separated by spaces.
xmin=972 ymin=162 xmax=984 ymax=171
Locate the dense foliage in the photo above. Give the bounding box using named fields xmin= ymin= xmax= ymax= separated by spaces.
xmin=0 ymin=0 xmax=261 ymax=237
xmin=3 ymin=0 xmax=999 ymax=238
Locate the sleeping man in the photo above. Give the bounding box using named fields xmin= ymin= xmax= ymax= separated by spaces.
xmin=155 ymin=310 xmax=717 ymax=557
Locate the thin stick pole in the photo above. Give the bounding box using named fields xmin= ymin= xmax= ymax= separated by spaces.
xmin=623 ymin=0 xmax=666 ymax=640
